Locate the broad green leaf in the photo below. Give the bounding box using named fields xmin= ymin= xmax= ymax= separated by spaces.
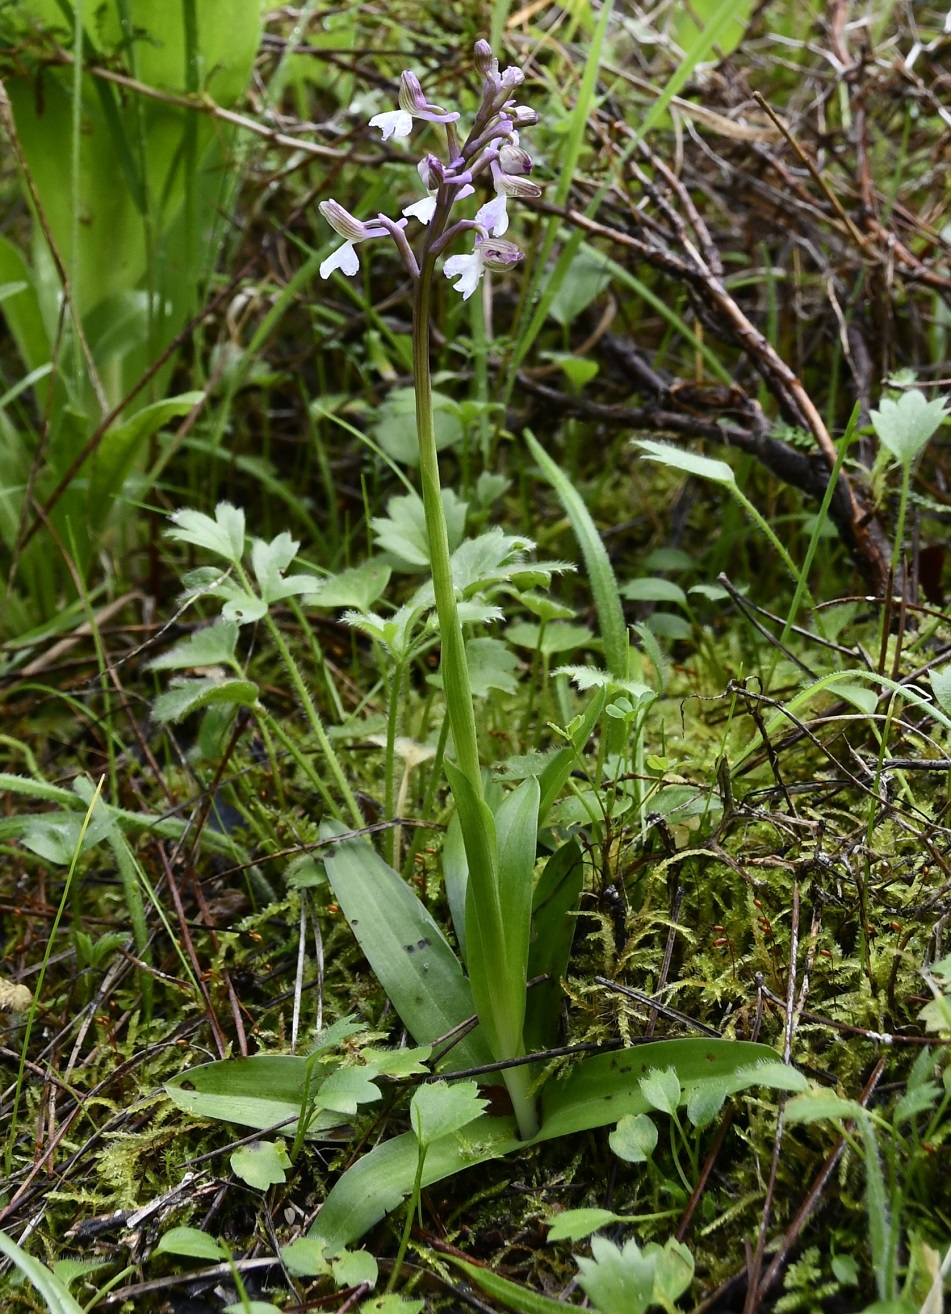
xmin=463 ymin=775 xmax=539 ymax=1066
xmin=576 ymin=1235 xmax=656 ymax=1314
xmin=540 ymin=1044 xmax=804 ymax=1142
xmin=686 ymin=1086 xmax=726 ymax=1130
xmin=167 ymin=503 xmax=246 ymax=562
xmin=360 ymin=1298 xmax=425 ymax=1313
xmin=835 ymin=684 xmax=879 ymax=715
xmin=148 ymin=620 xmax=240 ymax=672
xmin=466 ymin=637 xmax=519 ymax=696
xmin=152 ymin=676 xmax=259 ymax=725
xmin=250 ymin=532 xmax=317 ymax=603
xmin=0 ymin=1230 xmax=85 ymax=1314
xmin=411 ymin=1080 xmax=488 ymax=1149
xmin=445 ymin=1255 xmax=572 ymax=1313
xmin=282 ymin=1236 xmax=331 ymax=1277
xmin=20 ymin=810 xmax=113 ymax=865
xmin=548 ymin=244 xmax=612 ymax=328
xmin=307 ymin=561 xmax=391 ymax=611
xmin=224 ymin=1304 xmax=283 ymax=1314
xmin=931 ymin=665 xmax=951 ymax=715
xmin=646 ymin=613 xmax=693 ymax=642
xmin=374 ymin=386 xmax=463 ymax=464
xmin=155 ymin=1226 xmax=227 ymax=1261
xmin=620 ymin=578 xmax=688 ymax=607
xmin=635 ymin=440 xmax=736 ymax=486
xmin=0 ymin=237 xmax=50 ymax=377
xmin=315 ymin=1066 xmax=382 ymax=1116
xmin=609 ymin=1112 xmax=657 ymax=1163
xmin=517 ymin=592 xmax=575 ymax=623
xmin=309 ymin=1115 xmax=521 ymax=1254
xmin=361 ymin=1046 xmax=432 ymax=1077
xmin=165 ymin=1054 xmax=347 ymax=1138
xmin=332 ymin=1248 xmax=378 ymax=1290
xmin=91 ymin=392 xmax=203 ymax=511
xmin=320 ymin=821 xmax=492 ymax=1071
xmin=525 ymin=838 xmax=585 ymax=1053
xmin=871 ymin=391 xmax=949 ymax=466
xmin=547 ymin=1207 xmax=619 ymax=1243
xmin=673 ymin=0 xmax=754 ymax=59
xmin=650 ymin=1238 xmax=695 ymax=1309
xmin=371 ymin=489 xmax=467 ymax=569
xmin=639 ymin=1067 xmax=682 ymax=1117
xmin=506 ymin=620 xmax=594 ymax=655
xmin=230 ymin=1139 xmax=290 ymax=1190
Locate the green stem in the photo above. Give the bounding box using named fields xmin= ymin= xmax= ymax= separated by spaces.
xmin=414 ymin=217 xmax=537 ymax=1141
xmin=412 ymin=256 xmax=482 ymax=793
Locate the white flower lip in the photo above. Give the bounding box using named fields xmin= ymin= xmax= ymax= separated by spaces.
xmin=319 ymin=241 xmax=360 ymax=280
xmin=443 ymin=246 xmax=485 ymax=300
xmin=369 ymin=108 xmax=414 ymax=141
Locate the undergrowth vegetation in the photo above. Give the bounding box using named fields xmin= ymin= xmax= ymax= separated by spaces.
xmin=2 ymin=1 xmax=951 ymax=1311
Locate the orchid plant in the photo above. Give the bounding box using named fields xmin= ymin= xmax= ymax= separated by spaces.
xmin=151 ymin=43 xmax=805 ymax=1253
xmin=318 ymin=41 xmax=545 ymax=1139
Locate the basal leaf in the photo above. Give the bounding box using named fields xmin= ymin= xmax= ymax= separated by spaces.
xmin=165 ymin=1054 xmax=346 ymax=1138
xmin=311 ymin=1040 xmax=795 ymax=1251
xmin=306 ymin=560 xmax=391 ymax=611
xmin=320 ymin=821 xmax=492 ymax=1072
xmin=445 ymin=1255 xmax=572 ymax=1313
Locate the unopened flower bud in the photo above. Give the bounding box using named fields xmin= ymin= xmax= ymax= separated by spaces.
xmin=510 ymin=105 xmax=539 ymax=127
xmin=479 ymin=237 xmax=522 ymax=270
xmin=474 ymin=40 xmax=497 ymax=80
xmin=399 ymin=71 xmax=428 ymax=114
xmin=497 ymin=173 xmax=542 ymax=199
xmin=417 ymin=154 xmax=445 ymax=191
xmin=499 ymin=143 xmax=533 ymax=175
xmin=319 ymin=199 xmax=366 ymax=242
xmin=500 ymin=66 xmax=525 ymax=91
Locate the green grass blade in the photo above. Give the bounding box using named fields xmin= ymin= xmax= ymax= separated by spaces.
xmin=525 ymin=433 xmax=627 ymax=680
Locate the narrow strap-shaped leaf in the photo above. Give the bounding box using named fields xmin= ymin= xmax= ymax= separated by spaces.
xmin=321 ymin=822 xmax=491 ymax=1072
